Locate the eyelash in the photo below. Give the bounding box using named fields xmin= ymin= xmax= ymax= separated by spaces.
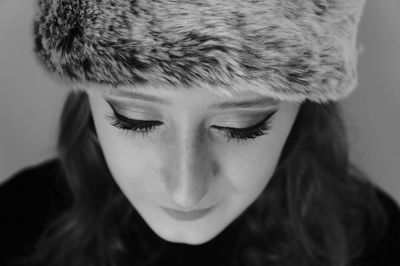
xmin=106 ymin=108 xmax=277 ymax=143
xmin=106 ymin=113 xmax=163 ymax=137
xmin=212 ymin=110 xmax=276 ymax=143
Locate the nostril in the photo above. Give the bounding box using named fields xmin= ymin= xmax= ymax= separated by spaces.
xmin=164 ymin=135 xmax=215 ymax=209
xmin=171 ymin=184 xmax=208 ymax=209
xmin=167 ymin=162 xmax=211 ymax=210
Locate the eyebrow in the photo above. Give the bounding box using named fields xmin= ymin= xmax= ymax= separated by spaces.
xmin=107 ymin=91 xmax=280 ymax=110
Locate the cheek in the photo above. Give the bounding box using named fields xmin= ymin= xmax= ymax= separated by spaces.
xmin=221 ymin=107 xmax=296 ymax=201
xmin=91 ymin=112 xmax=163 ymax=202
xmin=221 ymin=142 xmax=281 ymax=202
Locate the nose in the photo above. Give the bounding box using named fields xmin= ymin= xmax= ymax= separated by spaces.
xmin=163 ymin=130 xmax=217 ymax=210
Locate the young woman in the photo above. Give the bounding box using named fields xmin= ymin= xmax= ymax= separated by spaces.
xmin=1 ymin=0 xmax=399 ymax=266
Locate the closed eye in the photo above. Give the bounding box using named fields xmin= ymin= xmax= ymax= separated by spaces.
xmin=105 ymin=102 xmax=163 ymax=135
xmin=105 ymin=99 xmax=278 ymax=143
xmin=211 ymin=109 xmax=278 ymax=143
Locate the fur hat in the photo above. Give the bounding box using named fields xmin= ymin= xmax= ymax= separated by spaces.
xmin=33 ymin=0 xmax=366 ymax=103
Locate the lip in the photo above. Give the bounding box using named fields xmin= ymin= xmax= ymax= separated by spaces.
xmin=161 ymin=206 xmax=215 ymax=221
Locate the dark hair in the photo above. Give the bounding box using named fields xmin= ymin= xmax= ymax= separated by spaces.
xmin=25 ymin=90 xmax=387 ymax=266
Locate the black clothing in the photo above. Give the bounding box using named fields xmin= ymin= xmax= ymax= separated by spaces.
xmin=1 ymin=159 xmax=400 ymax=266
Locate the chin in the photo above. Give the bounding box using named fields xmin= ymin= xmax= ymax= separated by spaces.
xmin=134 ymin=203 xmax=231 ymax=245
xmin=158 ymin=230 xmax=218 ymax=245
xmin=149 ymin=221 xmax=223 ymax=245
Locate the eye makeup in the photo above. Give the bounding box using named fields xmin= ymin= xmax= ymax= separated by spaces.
xmin=104 ymin=99 xmax=278 ymax=143
xmin=105 ymin=100 xmax=163 ymax=136
xmin=211 ymin=109 xmax=277 ymax=143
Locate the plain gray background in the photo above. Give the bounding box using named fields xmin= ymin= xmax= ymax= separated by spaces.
xmin=1 ymin=1 xmax=399 ymax=203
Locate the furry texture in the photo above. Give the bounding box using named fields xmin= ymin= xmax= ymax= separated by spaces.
xmin=33 ymin=0 xmax=366 ymax=103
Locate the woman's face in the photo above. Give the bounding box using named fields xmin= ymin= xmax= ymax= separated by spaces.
xmin=88 ymin=86 xmax=300 ymax=245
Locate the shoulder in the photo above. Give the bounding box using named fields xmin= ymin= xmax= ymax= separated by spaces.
xmin=0 ymin=159 xmax=70 ymax=265
xmin=355 ymin=186 xmax=400 ymax=266
xmin=1 ymin=158 xmax=62 ymax=191
xmin=0 ymin=158 xmax=69 ymax=212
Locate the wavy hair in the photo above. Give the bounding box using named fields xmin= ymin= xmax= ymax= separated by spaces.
xmin=24 ymin=90 xmax=387 ymax=266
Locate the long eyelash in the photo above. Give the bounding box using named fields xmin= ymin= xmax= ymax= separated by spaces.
xmin=106 ymin=101 xmax=277 ymax=143
xmin=105 ymin=112 xmax=162 ymax=136
xmin=216 ymin=110 xmax=278 ymax=144
xmin=104 ymin=101 xmax=162 ymax=136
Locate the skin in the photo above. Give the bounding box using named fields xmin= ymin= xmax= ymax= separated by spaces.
xmin=87 ymin=86 xmax=300 ymax=245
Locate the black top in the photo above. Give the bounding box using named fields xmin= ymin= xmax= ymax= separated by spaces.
xmin=1 ymin=159 xmax=399 ymax=266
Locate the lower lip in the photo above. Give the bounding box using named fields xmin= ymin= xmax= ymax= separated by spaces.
xmin=162 ymin=206 xmax=215 ymax=221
